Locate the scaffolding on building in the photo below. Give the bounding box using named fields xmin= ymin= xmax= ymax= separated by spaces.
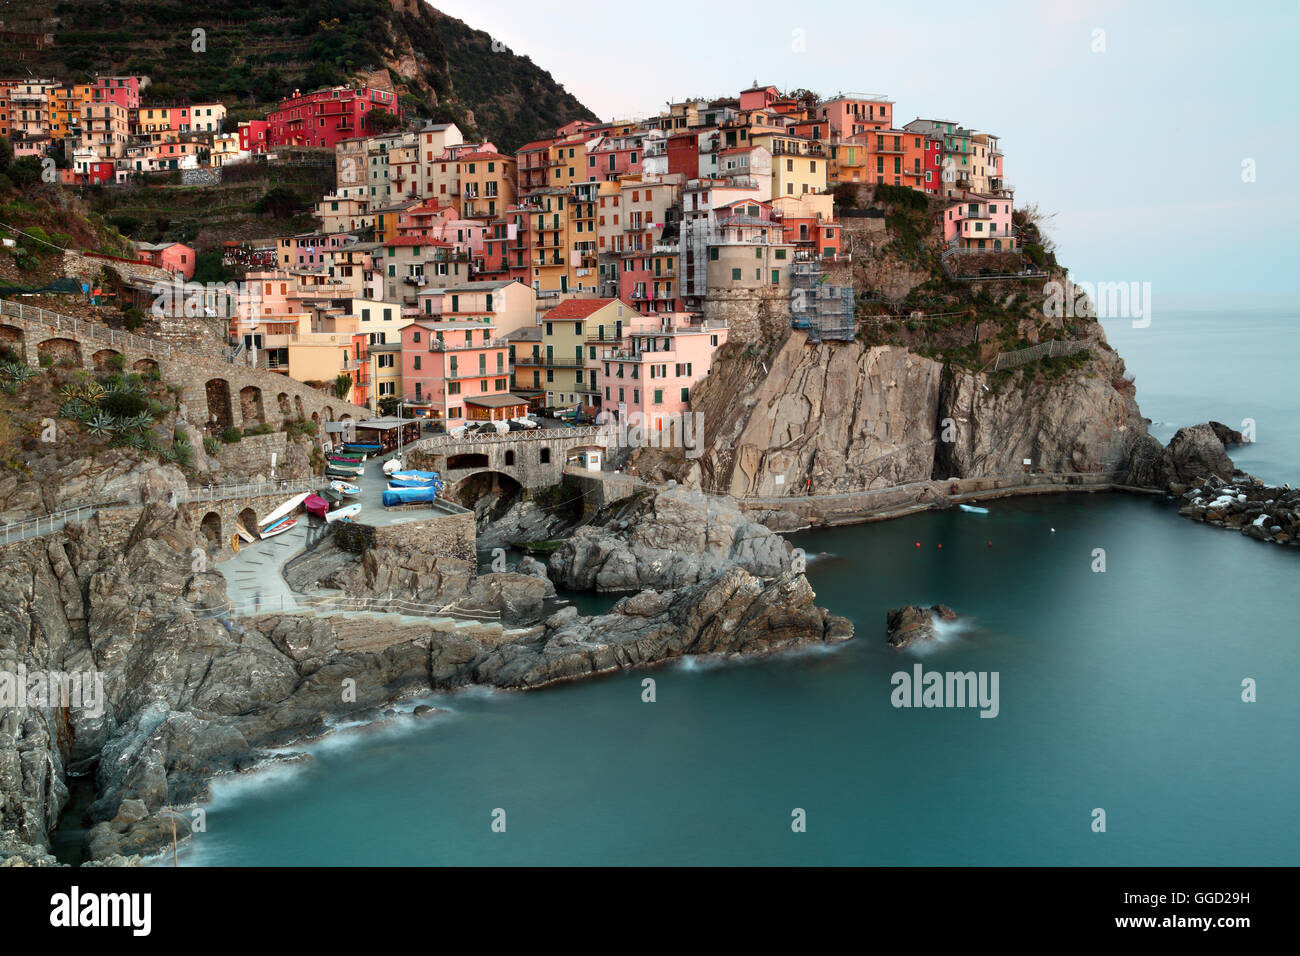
xmin=790 ymin=261 xmax=855 ymax=342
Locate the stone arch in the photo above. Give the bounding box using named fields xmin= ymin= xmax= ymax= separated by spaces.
xmin=0 ymin=324 xmax=24 ymax=360
xmin=91 ymin=348 xmax=122 ymax=371
xmin=339 ymin=413 xmax=352 ymax=422
xmin=239 ymin=385 xmax=265 ymax=425
xmin=199 ymin=511 xmax=222 ymax=545
xmin=448 ymin=452 xmax=489 ymax=470
xmin=132 ymin=357 xmax=159 ymax=374
xmin=451 ymin=470 xmax=523 ymax=508
xmin=323 ymin=405 xmax=335 ymax=421
xmin=205 ymin=378 xmax=234 ymax=433
xmin=277 ymin=392 xmax=291 ymax=416
xmin=294 ymin=395 xmax=305 ymax=419
xmin=236 ymin=507 xmax=258 ymax=539
xmin=37 ymin=337 xmax=81 ymax=367
xmin=311 ymin=410 xmax=319 ymax=423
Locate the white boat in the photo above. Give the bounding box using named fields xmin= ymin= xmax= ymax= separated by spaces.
xmin=258 ymin=492 xmax=311 ymax=527
xmin=260 ymin=516 xmax=297 ymax=537
xmin=325 ymin=503 xmax=362 ymax=524
xmin=329 ymin=480 xmax=361 ymax=496
xmin=234 ymin=523 xmax=256 ymax=543
xmin=958 ymin=503 xmax=990 ymax=514
xmin=382 ymin=458 xmax=402 ymax=475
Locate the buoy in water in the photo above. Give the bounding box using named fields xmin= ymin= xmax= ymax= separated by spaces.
xmin=915 ymin=542 xmax=920 ymax=548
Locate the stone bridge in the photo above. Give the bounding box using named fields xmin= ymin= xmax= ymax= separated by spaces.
xmin=0 ymin=298 xmax=368 ymax=434
xmin=409 ymin=425 xmax=617 ymax=494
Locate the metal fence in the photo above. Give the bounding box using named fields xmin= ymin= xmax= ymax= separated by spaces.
xmin=991 ymin=339 xmax=1092 ymax=371
xmin=181 ymin=478 xmax=319 ymax=504
xmin=0 ymin=505 xmax=102 ymax=545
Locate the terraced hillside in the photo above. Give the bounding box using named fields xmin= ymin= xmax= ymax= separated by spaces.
xmin=1 ymin=0 xmax=597 ymax=152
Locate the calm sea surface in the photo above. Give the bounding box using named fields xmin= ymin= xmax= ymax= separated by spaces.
xmin=172 ymin=311 xmax=1297 ymax=865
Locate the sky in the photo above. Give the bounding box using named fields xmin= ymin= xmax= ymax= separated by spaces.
xmin=430 ymin=0 xmax=1299 ymax=310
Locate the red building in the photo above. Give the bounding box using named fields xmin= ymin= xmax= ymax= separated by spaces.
xmin=479 ymin=206 xmax=531 ymax=283
xmin=239 ymin=119 xmax=269 ymax=154
xmin=266 ymin=86 xmax=403 ymax=150
xmin=667 ymin=132 xmax=700 ymax=180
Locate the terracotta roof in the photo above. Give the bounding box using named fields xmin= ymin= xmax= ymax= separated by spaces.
xmin=544 ymin=298 xmax=621 ymax=319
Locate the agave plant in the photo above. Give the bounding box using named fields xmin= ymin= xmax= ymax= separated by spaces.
xmin=1 ymin=361 xmax=35 ymax=383
xmin=58 ymin=400 xmax=87 ymax=421
xmin=82 ymin=381 xmax=105 ymax=403
xmin=85 ymin=411 xmax=116 ymax=436
xmin=125 ymin=412 xmax=155 ymax=432
xmin=126 ymin=431 xmax=153 ymax=452
xmin=59 ymin=383 xmax=82 ymax=401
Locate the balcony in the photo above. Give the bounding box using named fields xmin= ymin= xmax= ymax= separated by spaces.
xmin=428 ymin=337 xmax=509 ymax=352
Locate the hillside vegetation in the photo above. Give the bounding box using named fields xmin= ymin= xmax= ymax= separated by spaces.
xmin=3 ymin=1 xmax=597 ymax=152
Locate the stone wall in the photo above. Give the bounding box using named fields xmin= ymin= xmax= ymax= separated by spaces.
xmin=409 ymin=426 xmax=617 ymax=491
xmin=372 ymin=511 xmax=476 ymax=565
xmin=214 ymin=431 xmax=304 ymax=481
xmin=702 ymin=287 xmax=791 ymax=343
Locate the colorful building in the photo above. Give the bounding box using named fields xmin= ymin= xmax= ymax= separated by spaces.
xmin=267 ymin=85 xmax=402 ymax=150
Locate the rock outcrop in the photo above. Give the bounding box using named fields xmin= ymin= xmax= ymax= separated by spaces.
xmin=885 ymin=604 xmax=957 ymax=649
xmin=1174 ymin=475 xmax=1300 ymax=546
xmin=548 ymin=487 xmax=792 ymax=592
xmin=442 ymin=569 xmax=853 ymax=689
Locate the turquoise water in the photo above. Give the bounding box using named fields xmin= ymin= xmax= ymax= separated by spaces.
xmin=177 ymin=312 xmax=1298 ymax=866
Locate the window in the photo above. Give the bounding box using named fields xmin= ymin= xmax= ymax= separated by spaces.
xmin=653 ymin=389 xmax=663 ymax=404
xmin=412 ymin=331 xmax=421 ymax=343
xmin=540 ymin=448 xmax=551 ymax=464
xmin=709 ymin=248 xmax=719 ymax=261
xmin=731 ymin=268 xmax=742 ymax=280
xmin=413 ymin=356 xmax=421 ymax=370
xmin=680 ymin=387 xmax=690 ymax=403
xmin=775 ymin=248 xmax=787 ymax=260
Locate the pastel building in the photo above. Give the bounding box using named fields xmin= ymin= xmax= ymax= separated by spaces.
xmin=942 ymin=196 xmax=1016 ymax=251
xmin=596 ymin=312 xmax=729 ymax=431
xmin=399 ymin=314 xmax=512 ymax=425
xmin=136 ymin=241 xmax=196 ymax=279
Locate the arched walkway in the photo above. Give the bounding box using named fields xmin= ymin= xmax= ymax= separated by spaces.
xmin=236 ymin=507 xmax=259 ymax=539
xmin=37 ymin=337 xmax=81 ymax=367
xmin=199 ymin=511 xmax=222 ymax=545
xmin=132 ymin=357 xmax=159 ymax=374
xmin=239 ymin=385 xmax=265 ymax=425
xmin=91 ymin=348 xmax=122 ymax=371
xmin=206 ymin=379 xmax=233 ymax=432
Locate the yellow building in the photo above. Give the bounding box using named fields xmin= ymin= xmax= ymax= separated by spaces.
xmin=460 ymin=150 xmax=518 ymax=219
xmin=546 ymin=136 xmax=589 ymax=188
xmin=529 ymin=297 xmax=632 ymax=409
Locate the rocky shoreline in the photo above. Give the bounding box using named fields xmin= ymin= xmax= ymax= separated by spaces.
xmin=0 ymin=486 xmax=850 ymax=866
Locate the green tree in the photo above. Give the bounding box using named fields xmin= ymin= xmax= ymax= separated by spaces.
xmin=333 ymin=373 xmax=352 ymax=399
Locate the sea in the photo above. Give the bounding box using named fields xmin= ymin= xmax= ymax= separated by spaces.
xmin=127 ymin=311 xmax=1299 ymax=865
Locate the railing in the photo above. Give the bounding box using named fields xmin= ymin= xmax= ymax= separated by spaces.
xmin=181 ymin=478 xmax=319 ymax=503
xmin=413 ymin=424 xmax=617 ymax=449
xmin=187 ymin=593 xmax=504 ymax=622
xmin=0 ymin=298 xmax=173 ymax=359
xmin=0 ymin=505 xmax=105 ymax=545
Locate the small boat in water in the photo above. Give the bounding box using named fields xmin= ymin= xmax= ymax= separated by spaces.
xmin=326 ymin=503 xmax=362 ymax=523
xmin=259 ymin=492 xmax=311 ymax=527
xmin=330 ymin=480 xmax=361 ymax=496
xmin=958 ymin=503 xmax=990 ymax=514
xmin=260 ymin=515 xmax=297 ymax=537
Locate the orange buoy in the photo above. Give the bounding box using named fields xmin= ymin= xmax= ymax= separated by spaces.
xmin=915 ymin=542 xmax=921 ymax=548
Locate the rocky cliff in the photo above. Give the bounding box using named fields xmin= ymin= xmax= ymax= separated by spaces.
xmin=684 ymin=329 xmax=1149 ymax=498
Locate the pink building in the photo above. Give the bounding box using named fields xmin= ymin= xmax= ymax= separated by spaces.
xmin=136 ymin=241 xmax=196 ymax=279
xmin=739 ymin=84 xmax=781 ymax=112
xmin=587 ymin=134 xmax=644 ymax=181
xmin=399 ymin=315 xmax=512 ymax=426
xmin=596 ymin=312 xmax=728 ymax=431
xmin=819 ymin=95 xmax=894 ymax=139
xmin=94 ymin=76 xmax=142 ymax=110
xmin=942 ymin=196 xmax=1016 ymax=251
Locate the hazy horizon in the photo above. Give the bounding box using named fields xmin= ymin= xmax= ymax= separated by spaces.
xmin=429 ymin=0 xmax=1298 ymax=312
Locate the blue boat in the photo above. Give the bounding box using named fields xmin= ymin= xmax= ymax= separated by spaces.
xmin=382 ymin=485 xmax=442 ymax=506
xmin=342 ymin=443 xmax=382 ymax=453
xmin=958 ymin=503 xmax=990 ymax=514
xmin=388 ymin=477 xmax=444 ymax=489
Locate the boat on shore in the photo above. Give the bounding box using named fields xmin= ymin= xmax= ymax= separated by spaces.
xmin=260 ymin=515 xmax=297 ymax=537
xmin=259 ymin=492 xmax=311 ymax=527
xmin=326 ymin=503 xmax=362 ymax=523
xmin=330 ymin=480 xmax=361 ymax=496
